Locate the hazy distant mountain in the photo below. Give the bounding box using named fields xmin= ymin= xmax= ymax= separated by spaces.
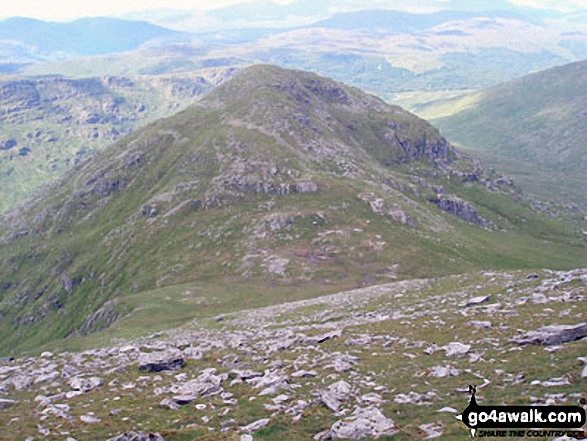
xmin=308 ymin=9 xmax=524 ymax=33
xmin=0 ymin=17 xmax=186 ymax=63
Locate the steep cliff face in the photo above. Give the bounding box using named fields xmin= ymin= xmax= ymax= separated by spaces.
xmin=0 ymin=65 xmax=583 ymax=355
xmin=0 ymin=68 xmax=237 ymax=211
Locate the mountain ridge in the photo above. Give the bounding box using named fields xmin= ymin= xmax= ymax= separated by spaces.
xmin=0 ymin=65 xmax=584 ymax=355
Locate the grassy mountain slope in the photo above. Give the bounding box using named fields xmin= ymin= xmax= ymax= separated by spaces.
xmin=426 ymin=59 xmax=587 ymax=209
xmin=0 ymin=65 xmax=584 ymax=356
xmin=0 ymin=68 xmax=236 ymax=212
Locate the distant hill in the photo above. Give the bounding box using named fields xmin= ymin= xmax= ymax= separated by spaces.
xmin=308 ymin=9 xmax=524 ymax=33
xmin=0 ymin=17 xmax=185 ymax=63
xmin=427 ymin=59 xmax=587 ymax=209
xmin=1 ymin=66 xmax=584 ymax=354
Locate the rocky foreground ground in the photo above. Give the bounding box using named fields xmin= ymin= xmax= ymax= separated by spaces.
xmin=1 ymin=269 xmax=586 ymax=440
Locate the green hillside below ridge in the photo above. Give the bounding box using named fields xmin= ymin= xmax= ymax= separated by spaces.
xmin=424 ymin=59 xmax=587 ymax=210
xmin=0 ymin=65 xmax=585 ymax=356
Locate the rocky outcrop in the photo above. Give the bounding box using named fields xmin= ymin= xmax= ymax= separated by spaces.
xmin=431 ymin=195 xmax=483 ymax=225
xmin=511 ymin=323 xmax=587 ymax=346
xmin=138 ymin=351 xmax=185 ymax=373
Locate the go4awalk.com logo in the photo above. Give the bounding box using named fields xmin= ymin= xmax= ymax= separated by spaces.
xmin=456 ymin=385 xmax=587 ymax=438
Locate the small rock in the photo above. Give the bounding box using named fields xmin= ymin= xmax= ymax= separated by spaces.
xmin=465 ymin=295 xmax=490 ymax=307
xmin=428 ymin=366 xmax=460 ymax=378
xmin=273 ymin=394 xmax=290 ymax=404
xmin=80 ymin=415 xmax=101 ymax=423
xmin=541 ymin=377 xmax=571 ymax=387
xmin=292 ymin=370 xmax=318 ymax=378
xmin=0 ymin=398 xmax=17 ymax=409
xmin=419 ymin=423 xmax=444 ymax=439
xmin=305 ymin=329 xmax=342 ymax=345
xmin=106 ymin=432 xmax=164 ymax=441
xmin=437 ymin=406 xmax=459 ymax=414
xmin=242 ymin=418 xmax=270 ymax=432
xmin=468 ymin=321 xmax=492 ymax=329
xmin=241 ymin=435 xmax=254 ymax=441
xmin=394 ymin=391 xmax=438 ymax=405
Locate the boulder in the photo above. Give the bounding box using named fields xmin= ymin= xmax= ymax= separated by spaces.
xmin=69 ymin=376 xmax=103 ymax=392
xmin=138 ymin=351 xmax=185 ymax=373
xmin=511 ymin=323 xmax=587 ymax=346
xmin=326 ymin=406 xmax=396 ymax=439
xmin=319 ymin=380 xmax=352 ymax=412
xmin=442 ymin=342 xmax=471 ymax=358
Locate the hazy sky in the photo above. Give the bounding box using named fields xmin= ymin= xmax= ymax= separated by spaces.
xmin=0 ymin=0 xmax=586 ymax=21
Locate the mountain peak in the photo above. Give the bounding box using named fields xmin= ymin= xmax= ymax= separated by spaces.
xmin=1 ymin=65 xmax=583 ymax=354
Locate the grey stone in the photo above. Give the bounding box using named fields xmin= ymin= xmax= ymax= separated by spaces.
xmin=306 ymin=329 xmax=342 ymax=345
xmin=106 ymin=432 xmax=164 ymax=441
xmin=160 ymin=398 xmax=179 ymax=410
xmin=69 ymin=376 xmax=103 ymax=392
xmin=432 ymin=195 xmax=483 ymax=225
xmin=465 ymin=295 xmax=490 ymax=307
xmin=173 ymin=369 xmax=226 ymax=398
xmin=394 ymin=391 xmax=438 ymax=405
xmin=292 ymin=370 xmax=318 ymax=378
xmin=468 ymin=320 xmax=492 ymax=329
xmin=442 ymin=342 xmax=471 ymax=357
xmin=511 ymin=323 xmax=587 ymax=346
xmin=80 ymin=414 xmax=101 ymax=423
xmin=138 ymin=351 xmax=185 ymax=373
xmin=419 ymin=423 xmax=443 ymax=439
xmin=242 ymin=418 xmax=270 ymax=432
xmin=327 ymin=406 xmax=396 ymax=439
xmin=325 ymin=353 xmax=359 ymax=372
xmin=319 ymin=380 xmax=352 ymax=412
xmin=0 ymin=398 xmax=16 ymax=409
xmin=428 ymin=365 xmax=460 ymax=378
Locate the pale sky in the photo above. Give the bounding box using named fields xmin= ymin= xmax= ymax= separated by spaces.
xmin=0 ymin=0 xmax=250 ymax=21
xmin=0 ymin=0 xmax=586 ymax=22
